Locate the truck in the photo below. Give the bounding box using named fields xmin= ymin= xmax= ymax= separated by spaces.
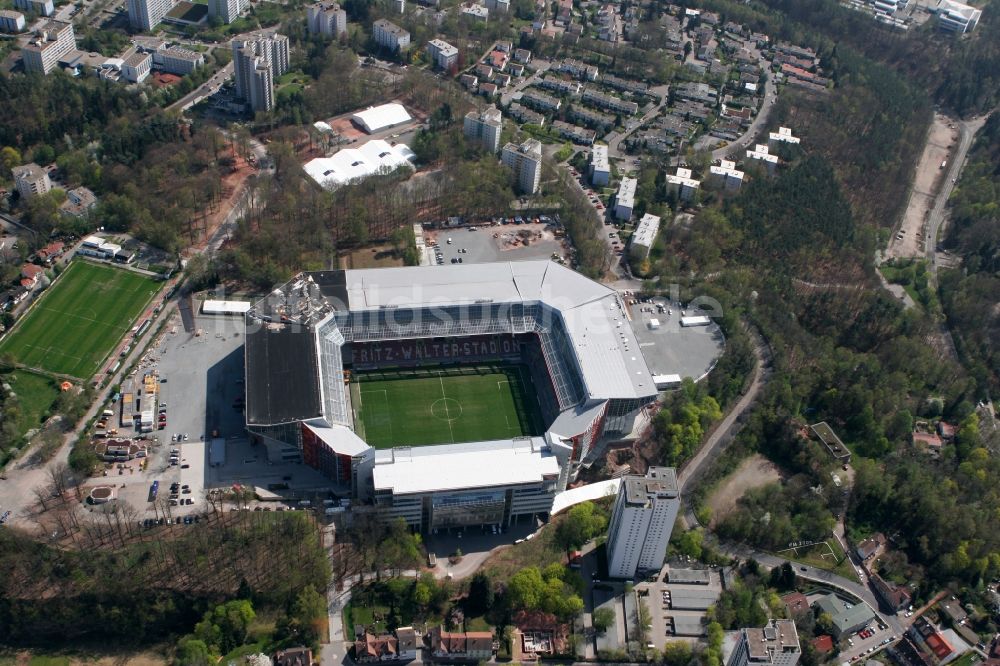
xmin=941 ymin=160 xmax=947 ymax=169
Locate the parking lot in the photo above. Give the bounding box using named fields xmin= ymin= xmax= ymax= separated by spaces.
xmin=625 ymin=295 xmax=726 ymax=381
xmin=424 ymin=221 xmax=569 ymax=266
xmin=637 ymin=565 xmax=724 ymax=647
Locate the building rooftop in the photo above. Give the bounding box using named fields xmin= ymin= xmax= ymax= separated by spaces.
xmin=747 ymin=143 xmax=779 ymax=164
xmin=12 ymin=163 xmax=47 ymax=181
xmin=623 ymin=466 xmax=677 ymax=504
xmin=632 ymin=213 xmax=660 ymax=247
xmin=428 ymin=38 xmax=458 ymax=56
xmin=616 ymin=177 xmax=637 ymax=209
xmin=374 ymin=18 xmax=409 ymax=35
xmin=769 ymin=126 xmax=801 ymax=145
xmin=124 ymin=50 xmax=150 ymax=67
xmin=350 ymin=103 xmax=412 ymax=132
xmin=591 ymin=144 xmax=609 ymax=173
xmin=372 ymin=437 xmax=559 ymax=495
xmin=303 ymin=138 xmax=415 ymax=189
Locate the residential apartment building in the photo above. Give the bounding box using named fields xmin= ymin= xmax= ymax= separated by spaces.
xmin=552 ymin=120 xmax=595 ymax=145
xmin=602 ymin=73 xmax=649 ymax=95
xmin=581 ymin=88 xmax=639 ymax=115
xmin=13 ymin=0 xmax=53 ymax=16
xmin=727 ymin=620 xmax=801 ymax=666
xmin=426 ymin=38 xmax=458 ymax=70
xmin=12 ymin=163 xmax=51 ymax=199
xmin=21 ymin=20 xmax=75 ymax=74
xmin=568 ymin=106 xmax=615 ymax=132
xmin=520 ymin=89 xmax=561 ymax=112
xmin=665 ymin=166 xmax=700 ymax=202
xmin=460 ymin=3 xmax=488 ymax=21
xmin=935 ymin=0 xmax=981 ymax=32
xmin=307 ymin=1 xmax=347 ymax=37
xmin=153 ymin=45 xmax=204 ymax=75
xmin=768 ymin=126 xmax=800 ymax=148
xmin=537 ymin=76 xmax=580 ymax=96
xmin=208 ymin=0 xmax=245 ymax=24
xmin=630 ymin=213 xmax=660 ymax=259
xmin=505 ymin=102 xmax=544 ymax=126
xmin=0 ymin=10 xmax=26 ymax=32
xmin=746 ymin=144 xmax=778 ymax=174
xmin=589 ymin=144 xmax=609 ymax=186
xmin=463 ymin=107 xmax=503 ymax=154
xmin=557 ymin=58 xmax=599 ymax=80
xmin=233 ymin=34 xmax=290 ymax=112
xmin=373 ymin=19 xmax=410 ymax=51
xmin=614 ymin=176 xmax=637 ymax=221
xmin=709 ymin=159 xmax=744 ymax=191
xmin=121 ymin=50 xmax=152 ymax=82
xmin=127 ymin=0 xmax=173 ymax=31
xmin=605 ymin=466 xmax=679 ymax=578
xmin=501 ymin=139 xmax=542 ymax=194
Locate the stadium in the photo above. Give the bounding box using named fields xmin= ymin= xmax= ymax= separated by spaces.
xmin=244 ymin=261 xmax=659 ymax=532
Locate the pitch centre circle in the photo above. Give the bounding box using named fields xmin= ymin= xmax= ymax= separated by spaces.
xmin=430 ymin=397 xmax=462 ymax=422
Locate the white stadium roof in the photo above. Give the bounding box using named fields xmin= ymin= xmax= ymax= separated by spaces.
xmin=303 ymin=139 xmax=416 ymax=189
xmin=202 ymin=299 xmax=251 ymax=314
xmin=372 ymin=437 xmax=560 ymax=496
xmin=350 ymin=103 xmax=412 ymax=133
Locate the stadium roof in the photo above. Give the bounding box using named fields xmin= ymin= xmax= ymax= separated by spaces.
xmin=245 ymin=321 xmax=322 ymax=425
xmin=344 ymin=261 xmax=656 ymax=400
xmin=350 ymin=103 xmax=412 ymax=133
xmin=303 ymin=421 xmax=370 ymax=456
xmin=303 ymin=139 xmax=416 ymax=189
xmin=372 ymin=437 xmax=559 ymax=495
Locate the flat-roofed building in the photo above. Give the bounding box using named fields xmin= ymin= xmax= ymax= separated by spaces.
xmin=727 ymin=620 xmax=801 ymax=666
xmin=463 ymin=107 xmax=503 ymax=154
xmin=350 ymin=103 xmax=412 ymax=133
xmin=232 ymin=34 xmax=289 ymax=112
xmin=0 ymin=10 xmax=26 ymax=32
xmin=460 ymin=2 xmax=488 ymax=21
xmin=501 ymin=138 xmax=542 ymax=194
xmin=552 ymin=120 xmax=595 ymax=145
xmin=14 ymin=0 xmax=53 ymax=16
xmin=21 ymin=19 xmax=74 ymax=74
xmin=665 ymin=166 xmax=700 ymax=202
xmin=537 ymin=75 xmax=581 ymax=95
xmin=373 ymin=18 xmax=410 ymax=51
xmin=12 ymin=163 xmax=51 ymax=199
xmin=709 ymin=159 xmax=744 ymax=191
xmin=606 ymin=466 xmax=679 ymax=578
xmin=935 ymin=0 xmax=981 ymax=32
xmin=746 ymin=144 xmax=778 ymax=174
xmin=581 ymin=88 xmax=639 ymax=115
xmin=520 ymin=89 xmax=561 ymax=112
xmin=121 ymin=50 xmax=152 ymax=82
xmin=127 ymin=0 xmax=173 ymax=31
xmin=630 ymin=213 xmax=660 ymax=258
xmin=427 ymin=38 xmax=458 ymax=70
xmin=208 ymin=0 xmax=245 ymax=24
xmin=590 ymin=144 xmax=610 ymax=186
xmin=614 ymin=176 xmax=637 ymax=220
xmin=768 ymin=126 xmax=800 ymax=148
xmin=307 ymin=1 xmax=346 ymax=36
xmin=153 ymin=44 xmax=205 ymax=74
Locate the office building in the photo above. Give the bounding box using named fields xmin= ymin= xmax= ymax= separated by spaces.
xmin=463 ymin=107 xmax=503 ymax=154
xmin=606 ymin=467 xmax=679 ymax=578
xmin=630 ymin=213 xmax=660 ymax=259
xmin=21 ymin=19 xmax=74 ymax=74
xmin=121 ymin=50 xmax=152 ymax=82
xmin=373 ymin=18 xmax=410 ymax=51
xmin=746 ymin=144 xmax=778 ymax=174
xmin=13 ymin=0 xmax=53 ymax=16
xmin=427 ymin=38 xmax=458 ymax=70
xmin=209 ymin=0 xmax=245 ymax=24
xmin=935 ymin=0 xmax=981 ymax=32
xmin=307 ymin=1 xmax=347 ymax=37
xmin=709 ymin=160 xmax=744 ymax=191
xmin=127 ymin=0 xmax=173 ymax=31
xmin=12 ymin=163 xmax=51 ymax=199
xmin=589 ymin=144 xmax=610 ymax=186
xmin=153 ymin=45 xmax=204 ymax=75
xmin=501 ymin=139 xmax=542 ymax=194
xmin=768 ymin=126 xmax=800 ymax=148
xmin=727 ymin=620 xmax=801 ymax=666
xmin=614 ymin=176 xmax=637 ymax=221
xmin=233 ymin=34 xmax=290 ymax=113
xmin=0 ymin=10 xmax=25 ymax=32
xmin=665 ymin=166 xmax=700 ymax=202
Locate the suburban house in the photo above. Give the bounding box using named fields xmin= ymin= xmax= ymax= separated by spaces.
xmin=427 ymin=627 xmax=493 ymax=661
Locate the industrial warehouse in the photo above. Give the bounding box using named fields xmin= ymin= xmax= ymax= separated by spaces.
xmin=243 ymin=260 xmax=659 ymax=532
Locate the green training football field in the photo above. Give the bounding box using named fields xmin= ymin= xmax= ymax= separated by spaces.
xmin=350 ymin=364 xmax=545 ymax=448
xmin=0 ymin=260 xmax=160 ymax=379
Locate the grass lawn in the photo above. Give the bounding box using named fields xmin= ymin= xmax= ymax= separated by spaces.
xmin=879 ymin=264 xmax=921 ymax=304
xmin=4 ymin=370 xmax=60 ymax=439
xmin=343 ymin=602 xmax=388 ymax=639
xmin=350 ymin=364 xmax=543 ymax=448
xmin=950 ymin=653 xmax=981 ymax=666
xmin=481 ymin=521 xmax=564 ymax=581
xmin=0 ymin=261 xmax=159 ymax=379
xmin=780 ymin=539 xmax=859 ymax=583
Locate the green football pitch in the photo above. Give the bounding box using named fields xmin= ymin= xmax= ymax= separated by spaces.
xmin=350 ymin=364 xmax=545 ymax=448
xmin=0 ymin=260 xmax=160 ymax=379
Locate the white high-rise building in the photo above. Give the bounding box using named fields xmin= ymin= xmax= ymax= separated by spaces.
xmin=463 ymin=107 xmax=502 ymax=154
xmin=373 ymin=18 xmax=410 ymax=51
xmin=21 ymin=19 xmax=75 ymax=74
xmin=12 ymin=163 xmax=52 ymax=199
xmin=606 ymin=466 xmax=679 ymax=579
xmin=307 ymin=1 xmax=347 ymax=37
xmin=589 ymin=144 xmax=610 ymax=187
xmin=614 ymin=176 xmax=637 ymax=221
xmin=727 ymin=620 xmax=801 ymax=666
xmin=233 ymin=34 xmax=290 ymax=113
xmin=127 ymin=0 xmax=173 ymax=31
xmin=501 ymin=139 xmax=542 ymax=194
xmin=208 ymin=0 xmax=245 ymax=24
xmin=427 ymin=38 xmax=458 ymax=71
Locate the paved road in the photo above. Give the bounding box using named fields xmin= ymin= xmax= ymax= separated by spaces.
xmin=167 ymin=62 xmax=235 ymax=113
xmin=711 ymin=58 xmax=778 ymax=162
xmin=606 ymin=90 xmax=669 ymax=159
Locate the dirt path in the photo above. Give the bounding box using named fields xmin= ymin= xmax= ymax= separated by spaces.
xmin=888 ymin=114 xmax=958 ymax=260
xmin=704 ymin=453 xmax=781 ymax=527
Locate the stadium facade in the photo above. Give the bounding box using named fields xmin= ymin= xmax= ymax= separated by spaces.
xmin=244 ymin=261 xmax=658 ymax=531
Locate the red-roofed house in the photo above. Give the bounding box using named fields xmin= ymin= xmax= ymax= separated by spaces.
xmin=782 ymin=592 xmax=810 ymax=617
xmin=488 ymin=50 xmax=508 ymax=70
xmin=21 ymin=263 xmax=43 ymax=287
xmin=811 ymin=635 xmax=834 ymax=654
xmin=354 ymin=633 xmax=398 ymax=662
xmin=36 ymin=241 xmax=64 ymax=263
xmin=427 ymin=627 xmax=493 ymax=661
xmin=913 ymin=431 xmax=943 ymax=449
